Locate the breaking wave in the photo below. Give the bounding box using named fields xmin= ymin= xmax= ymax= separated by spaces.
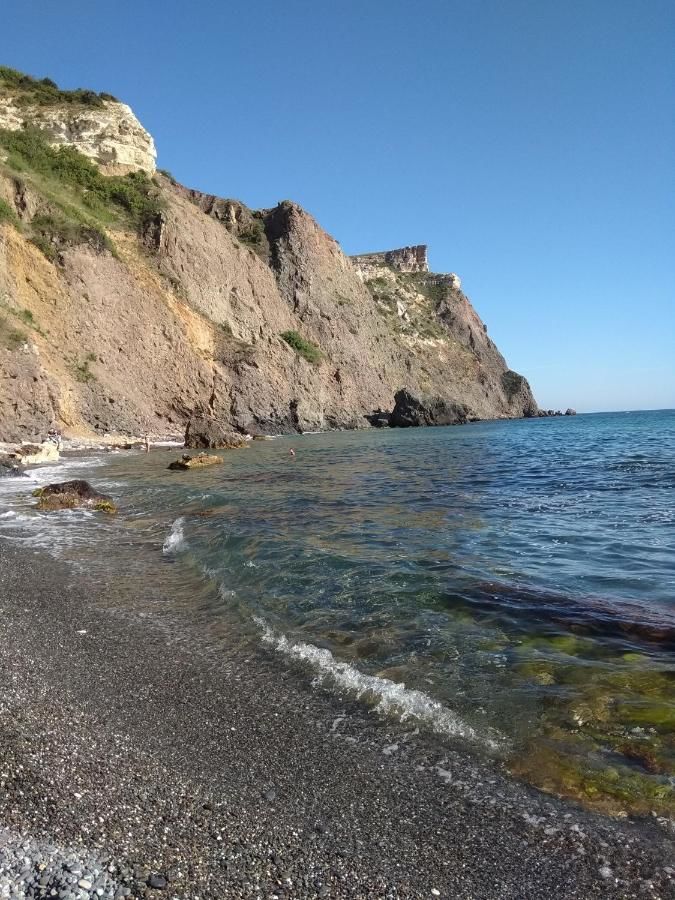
xmin=163 ymin=517 xmax=186 ymax=554
xmin=254 ymin=617 xmax=504 ymax=752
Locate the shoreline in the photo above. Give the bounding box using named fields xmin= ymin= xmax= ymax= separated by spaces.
xmin=0 ymin=537 xmax=673 ymax=898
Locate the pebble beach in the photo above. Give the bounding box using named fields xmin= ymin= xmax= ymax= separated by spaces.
xmin=0 ymin=538 xmax=673 ymax=899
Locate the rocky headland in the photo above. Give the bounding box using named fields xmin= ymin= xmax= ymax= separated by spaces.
xmin=0 ymin=65 xmax=541 ymax=444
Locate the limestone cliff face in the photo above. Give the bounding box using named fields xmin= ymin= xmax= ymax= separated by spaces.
xmin=0 ymin=73 xmax=537 ymax=441
xmin=0 ymin=97 xmax=156 ymax=175
xmin=352 ymin=245 xmax=429 ymax=276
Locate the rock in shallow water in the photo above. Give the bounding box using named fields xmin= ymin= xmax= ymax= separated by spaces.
xmin=0 ymin=454 xmax=26 ymax=477
xmin=389 ymin=389 xmax=468 ymax=428
xmin=32 ymin=480 xmax=117 ymax=513
xmin=167 ymin=453 xmax=223 ymax=470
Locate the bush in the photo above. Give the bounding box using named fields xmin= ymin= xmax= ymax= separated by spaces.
xmin=280 ymin=330 xmax=323 ymax=364
xmin=0 ymin=128 xmax=162 ymax=260
xmin=0 ymin=197 xmax=19 ymax=227
xmin=30 ymin=213 xmax=114 ymax=261
xmin=0 ymin=66 xmax=118 ymax=108
xmin=72 ymin=357 xmax=96 ymax=383
xmin=239 ymin=223 xmax=264 ymax=246
xmin=157 ymin=168 xmax=176 ymax=184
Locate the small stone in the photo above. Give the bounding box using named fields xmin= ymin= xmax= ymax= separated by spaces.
xmin=147 ymin=874 xmax=167 ymax=890
xmin=78 ymin=880 xmax=92 ymax=890
xmin=599 ymin=866 xmax=613 ymax=880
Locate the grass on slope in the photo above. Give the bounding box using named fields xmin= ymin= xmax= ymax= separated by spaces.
xmin=0 ymin=127 xmax=162 ymax=260
xmin=0 ymin=65 xmax=117 ymax=108
xmin=280 ymin=330 xmax=323 ymax=364
xmin=0 ymin=197 xmax=19 ymax=226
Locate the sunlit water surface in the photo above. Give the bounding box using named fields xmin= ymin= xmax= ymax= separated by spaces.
xmin=1 ymin=410 xmax=674 ymax=815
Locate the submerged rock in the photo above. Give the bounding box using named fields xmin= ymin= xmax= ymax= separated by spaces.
xmin=0 ymin=455 xmax=26 ymax=477
xmin=184 ymin=416 xmax=249 ymax=450
xmin=389 ymin=389 xmax=468 ymax=428
xmin=33 ymin=480 xmax=117 ymax=513
xmin=168 ymin=453 xmax=223 ymax=470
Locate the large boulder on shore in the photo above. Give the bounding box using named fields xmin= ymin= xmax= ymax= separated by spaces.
xmin=389 ymin=390 xmax=469 ymax=428
xmin=33 ymin=480 xmax=117 ymax=513
xmin=184 ymin=417 xmax=249 ymax=450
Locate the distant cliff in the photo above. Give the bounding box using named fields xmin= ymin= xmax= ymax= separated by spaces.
xmin=0 ymin=66 xmax=537 ymax=442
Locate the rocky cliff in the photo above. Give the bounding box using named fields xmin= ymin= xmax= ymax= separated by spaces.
xmin=0 ymin=67 xmax=155 ymax=175
xmin=0 ymin=67 xmax=537 ymax=442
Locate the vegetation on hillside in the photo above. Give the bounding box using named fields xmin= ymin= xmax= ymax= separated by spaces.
xmin=280 ymin=330 xmax=323 ymax=364
xmin=0 ymin=127 xmax=162 ymax=261
xmin=0 ymin=197 xmax=19 ymax=227
xmin=0 ymin=66 xmax=118 ymax=108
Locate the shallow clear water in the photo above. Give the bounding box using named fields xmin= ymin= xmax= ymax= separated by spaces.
xmin=1 ymin=410 xmax=674 ymax=814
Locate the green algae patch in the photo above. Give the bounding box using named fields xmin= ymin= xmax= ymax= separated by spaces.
xmin=510 ymin=738 xmax=675 ymax=818
xmin=505 ymin=626 xmax=675 ymax=816
xmin=614 ymin=701 xmax=675 ymax=732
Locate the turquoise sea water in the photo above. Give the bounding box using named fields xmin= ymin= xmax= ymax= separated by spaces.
xmin=1 ymin=409 xmax=674 ymax=813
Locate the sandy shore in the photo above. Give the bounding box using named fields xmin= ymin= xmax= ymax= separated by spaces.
xmin=0 ymin=539 xmax=672 ymax=899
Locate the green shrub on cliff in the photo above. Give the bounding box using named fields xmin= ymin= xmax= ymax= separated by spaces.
xmin=0 ymin=197 xmax=19 ymax=227
xmin=280 ymin=330 xmax=323 ymax=364
xmin=30 ymin=213 xmax=114 ymax=262
xmin=0 ymin=128 xmax=161 ymax=229
xmin=0 ymin=127 xmax=162 ymax=261
xmin=0 ymin=66 xmax=117 ymax=108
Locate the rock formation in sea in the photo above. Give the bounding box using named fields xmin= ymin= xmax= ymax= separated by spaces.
xmin=0 ymin=66 xmax=538 ymax=441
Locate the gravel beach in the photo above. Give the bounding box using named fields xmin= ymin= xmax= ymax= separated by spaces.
xmin=0 ymin=539 xmax=672 ymax=899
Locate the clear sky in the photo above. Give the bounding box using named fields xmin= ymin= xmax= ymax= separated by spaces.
xmin=1 ymin=1 xmax=673 ymax=412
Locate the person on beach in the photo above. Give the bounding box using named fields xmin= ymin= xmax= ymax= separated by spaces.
xmin=144 ymin=433 xmax=150 ymax=453
xmin=46 ymin=426 xmax=62 ymax=451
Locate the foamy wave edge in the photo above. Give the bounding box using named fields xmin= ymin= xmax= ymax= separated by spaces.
xmin=254 ymin=617 xmax=504 ymax=753
xmin=163 ymin=517 xmax=186 ymax=554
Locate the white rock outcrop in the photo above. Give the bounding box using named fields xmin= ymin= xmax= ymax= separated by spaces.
xmin=0 ymin=98 xmax=156 ymax=175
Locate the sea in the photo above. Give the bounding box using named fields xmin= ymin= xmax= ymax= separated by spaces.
xmin=1 ymin=409 xmax=674 ymax=816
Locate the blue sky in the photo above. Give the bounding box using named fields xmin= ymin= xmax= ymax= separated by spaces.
xmin=2 ymin=1 xmax=673 ymax=411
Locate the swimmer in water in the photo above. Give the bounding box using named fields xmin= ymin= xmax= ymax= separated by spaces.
xmin=289 ymin=448 xmax=296 ymax=457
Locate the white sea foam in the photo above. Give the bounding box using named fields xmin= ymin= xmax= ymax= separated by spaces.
xmin=254 ymin=618 xmax=503 ymax=752
xmin=163 ymin=517 xmax=186 ymax=554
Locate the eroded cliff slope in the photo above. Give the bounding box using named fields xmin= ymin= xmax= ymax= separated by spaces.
xmin=0 ymin=67 xmax=537 ymax=441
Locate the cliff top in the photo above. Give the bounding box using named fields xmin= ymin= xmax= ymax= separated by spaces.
xmin=351 ymin=245 xmax=429 ymax=274
xmin=0 ymin=65 xmax=156 ymax=175
xmin=0 ymin=65 xmax=119 ymax=109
